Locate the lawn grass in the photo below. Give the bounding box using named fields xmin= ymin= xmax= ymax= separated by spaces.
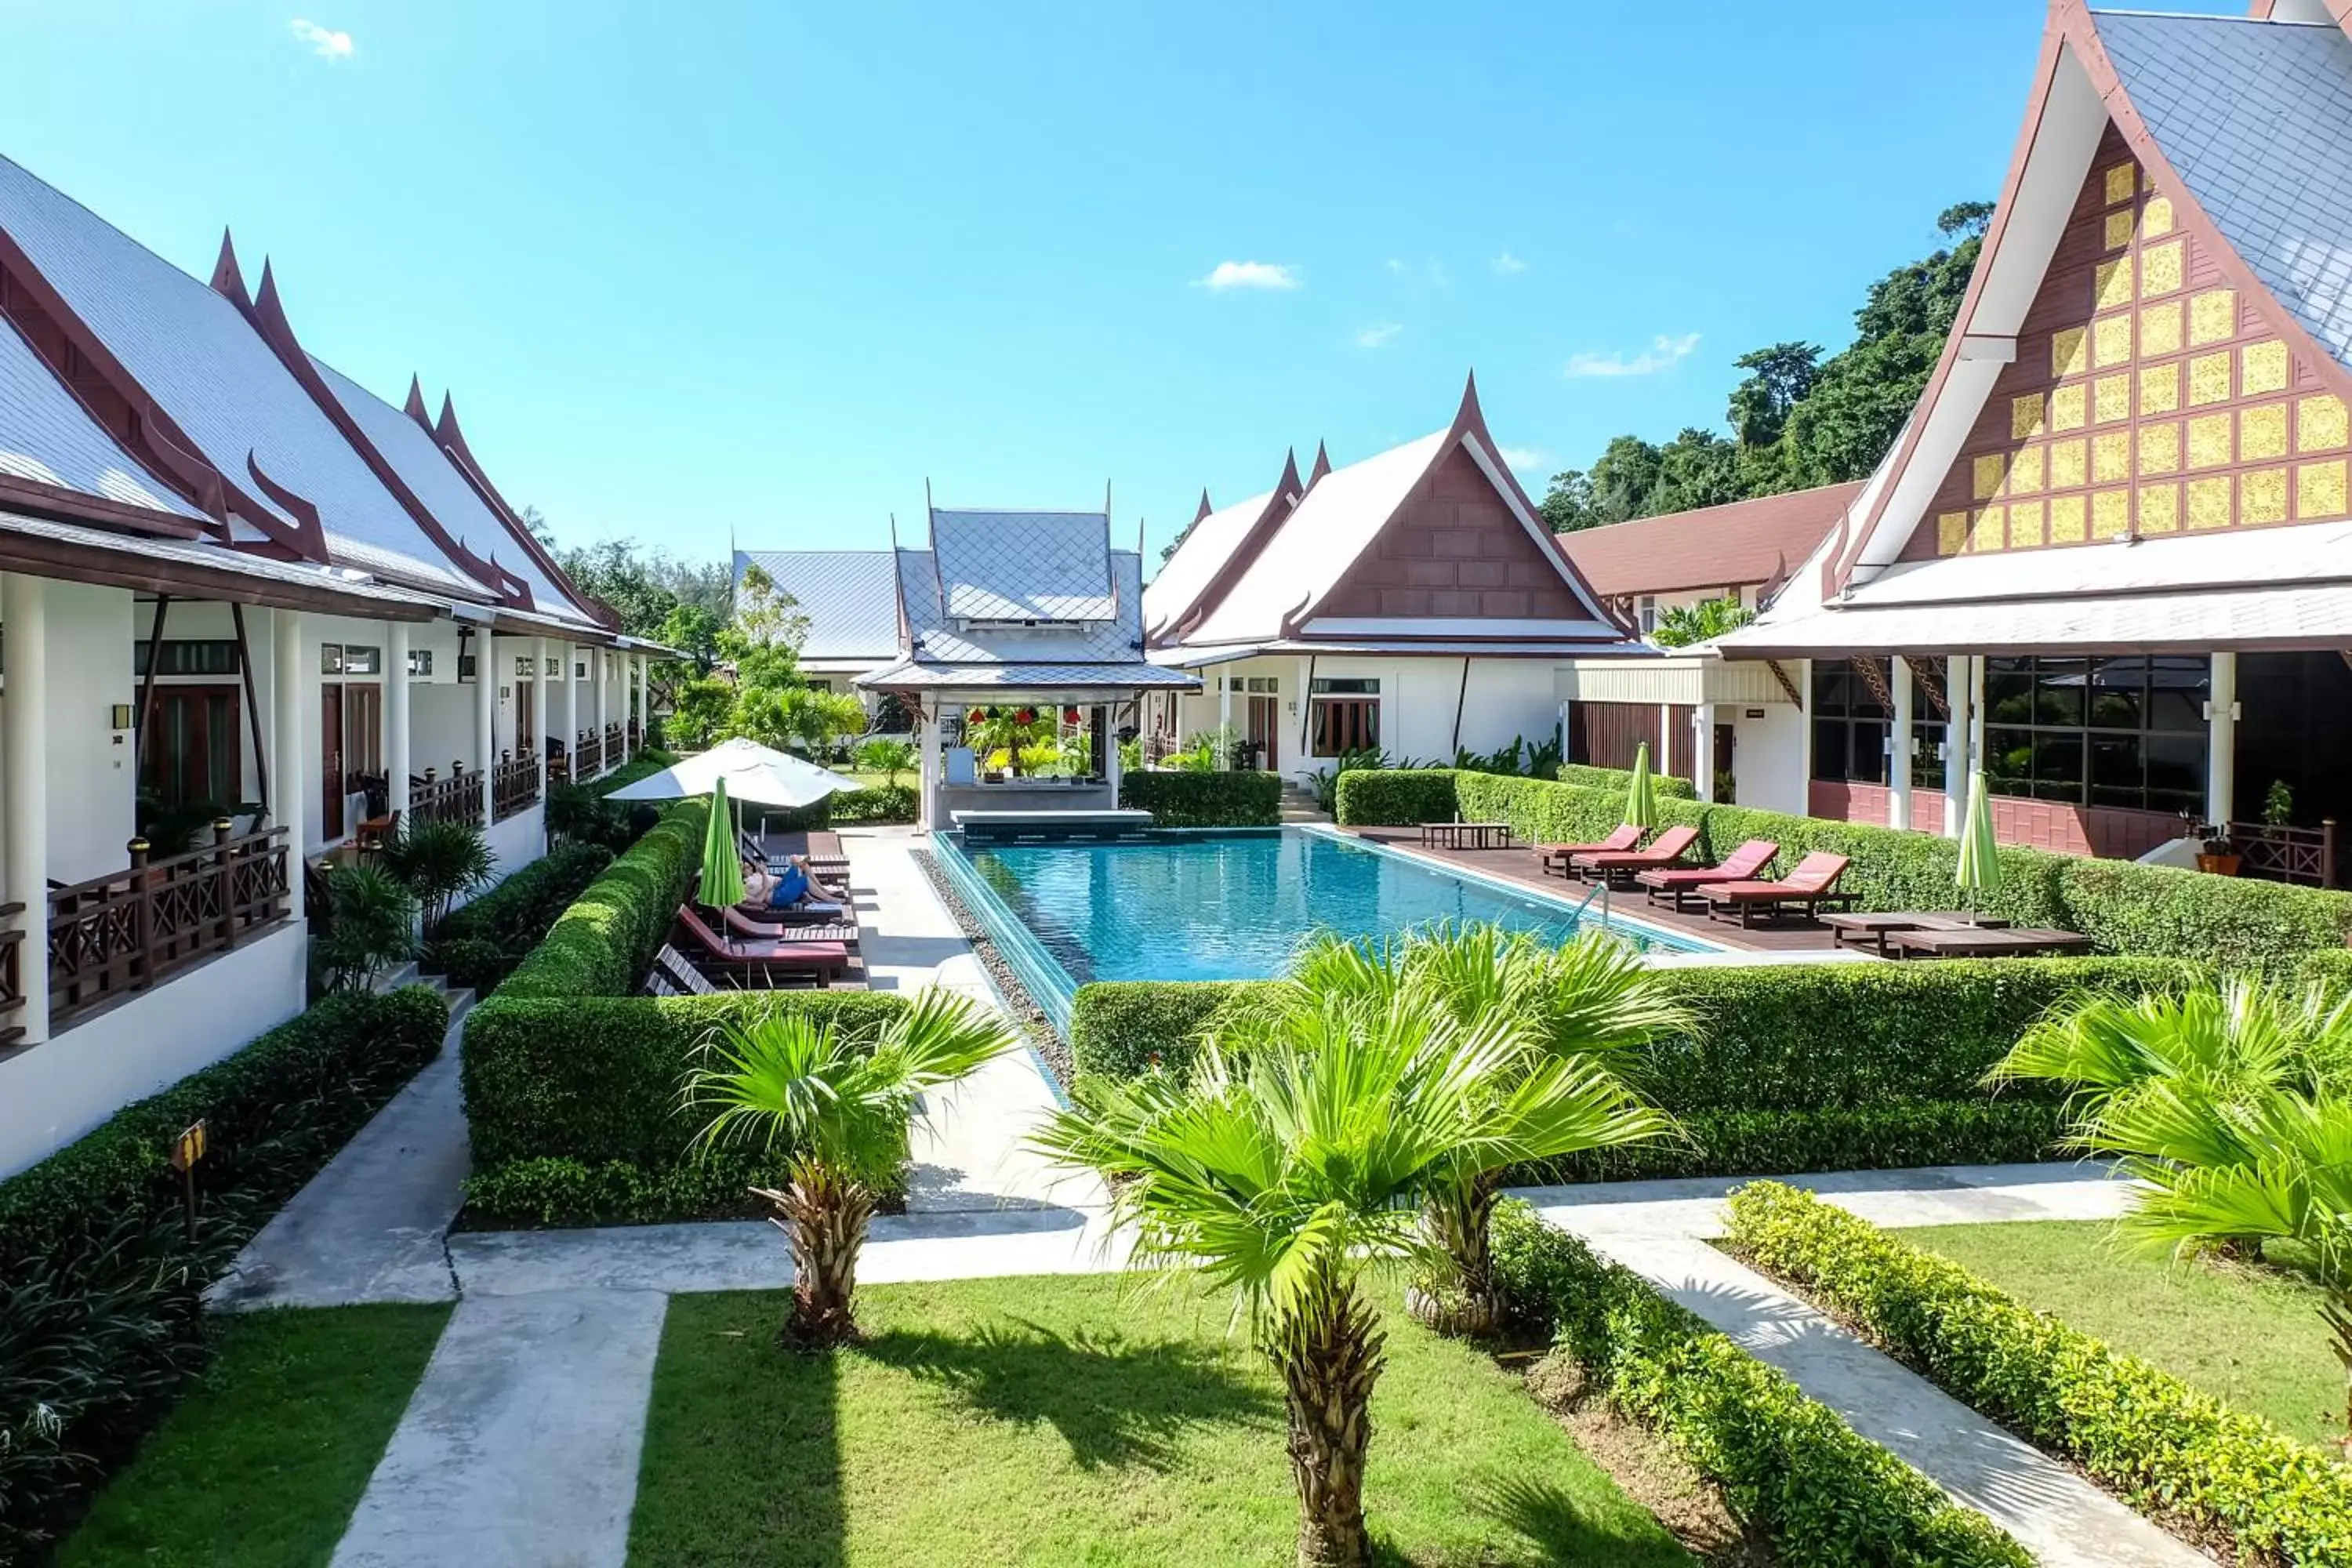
xmin=630 ymin=1273 xmax=1691 ymax=1567
xmin=57 ymin=1303 xmax=450 ymax=1568
xmin=1904 ymin=1218 xmax=2343 ymax=1447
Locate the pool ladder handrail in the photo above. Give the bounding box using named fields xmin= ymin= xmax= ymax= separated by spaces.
xmin=1566 ymin=878 xmax=1611 ymax=927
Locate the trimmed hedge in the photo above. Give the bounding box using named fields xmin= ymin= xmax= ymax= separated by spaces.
xmin=494 ymin=798 xmax=708 ymax=1000
xmin=756 ymin=783 xmax=920 ymax=830
xmin=1119 ymin=769 xmax=1283 ymax=828
xmin=0 ymin=988 xmax=448 ymax=1555
xmin=426 ymin=841 xmax=615 ymax=993
xmin=1330 ymin=768 xmax=1461 ymax=826
xmin=1557 ymin=760 xmax=1697 ymax=798
xmin=1338 ymin=769 xmax=2352 ymax=970
xmin=1726 ymin=1181 xmax=2352 ymax=1565
xmin=1490 ymin=1200 xmax=2028 ymax=1566
xmin=1068 ymin=958 xmax=2198 ymax=1178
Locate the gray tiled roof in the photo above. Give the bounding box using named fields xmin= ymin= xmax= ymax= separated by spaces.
xmin=856 ymin=656 xmax=1196 ymax=691
xmin=734 ymin=549 xmax=903 ymax=662
xmin=895 ymin=547 xmax=1151 ymax=666
xmin=0 ymin=315 xmax=203 ymax=518
xmin=2096 ymin=10 xmax=2352 ymax=368
xmin=931 ymin=510 xmax=1116 ymax=621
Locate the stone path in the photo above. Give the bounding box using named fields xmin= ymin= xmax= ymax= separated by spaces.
xmin=1520 ymin=1163 xmax=2201 ymax=1568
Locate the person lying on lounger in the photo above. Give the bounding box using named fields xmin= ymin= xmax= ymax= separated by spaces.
xmin=742 ymin=854 xmax=847 ymax=918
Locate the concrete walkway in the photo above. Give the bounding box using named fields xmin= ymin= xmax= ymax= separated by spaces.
xmin=1519 ymin=1162 xmax=2201 ymax=1568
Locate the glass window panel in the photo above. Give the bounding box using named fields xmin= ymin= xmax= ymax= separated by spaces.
xmin=1309 ymin=677 xmax=1378 ymax=695
xmin=1847 ymin=662 xmax=1887 ymax=720
xmin=1850 ymin=721 xmax=1888 ymax=784
xmin=1809 ymin=662 xmax=1850 ymax=715
xmin=2089 ymin=735 xmax=2143 ymax=808
xmin=2144 ymin=733 xmax=2205 ymax=802
xmin=1911 ymin=723 xmax=1947 ymax=792
xmin=2034 ymin=659 xmax=2089 ymax=726
xmin=1985 ymin=729 xmax=2035 ymax=797
xmin=2146 ymin=657 xmax=2209 ymax=731
xmin=1810 ymin=720 xmax=1849 ymax=782
xmin=2086 ymin=658 xmax=2147 ymax=729
xmin=1984 ymin=661 xmax=2034 ymax=724
xmin=2031 ymin=731 xmax=2085 ymax=800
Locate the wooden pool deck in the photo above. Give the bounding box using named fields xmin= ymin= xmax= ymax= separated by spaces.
xmin=1344 ymin=827 xmax=1853 ymax=956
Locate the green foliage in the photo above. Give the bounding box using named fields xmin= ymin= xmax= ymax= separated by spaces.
xmin=1450 ymin=733 xmax=1566 ymax=779
xmin=1553 ymin=762 xmax=1698 ymax=798
xmin=667 ymin=677 xmax=737 ymax=750
xmin=724 ymin=684 xmax=866 ymax=758
xmin=490 ymin=798 xmax=708 ymax=1000
xmin=557 ymin=539 xmax=732 ymax=642
xmin=460 ymin=1150 xmax=793 ymax=1227
xmin=723 ymin=562 xmax=809 ymax=691
xmin=310 ymin=864 xmax=419 ymax=994
xmin=1118 ymin=770 xmax=1282 ymax=828
xmin=0 ymin=989 xmax=448 ymax=1556
xmin=420 ymin=935 xmax=508 ymax=996
xmin=1489 ymin=1201 xmax=2030 ymax=1566
xmin=426 ymin=841 xmax=614 ymax=993
xmin=1726 ymin=1182 xmax=2352 ymax=1565
xmin=1305 ymin=746 xmax=1388 ymax=814
xmin=377 ymin=816 xmax=494 ymax=931
xmin=854 ymin=738 xmax=916 ymax=786
xmin=1330 ymin=768 xmax=1460 ymax=826
xmin=1650 ymin=593 xmax=1755 ymax=648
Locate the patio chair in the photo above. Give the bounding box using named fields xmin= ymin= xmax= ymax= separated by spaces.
xmin=674 ymin=905 xmax=854 ymax=982
xmin=652 ymin=942 xmax=720 ymax=996
xmin=1537 ymin=823 xmax=1641 ymax=877
xmin=1570 ymin=824 xmax=1700 ymax=884
xmin=1697 ymin=851 xmax=1857 ymax=928
xmin=724 ymin=904 xmax=858 ymax=947
xmin=1635 ymin=839 xmax=1778 ymax=911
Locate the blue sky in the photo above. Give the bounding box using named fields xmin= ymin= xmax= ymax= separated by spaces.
xmin=0 ymin=2 xmax=2206 ymax=565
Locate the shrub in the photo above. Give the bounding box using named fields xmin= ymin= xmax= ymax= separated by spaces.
xmin=1331 ymin=768 xmax=1460 ymax=826
xmin=1489 ymin=1200 xmax=2028 ymax=1566
xmin=1556 ymin=761 xmax=1697 ymax=797
xmin=1067 ymin=979 xmax=1258 ymax=1083
xmin=0 ymin=988 xmax=448 ymax=1555
xmin=1118 ymin=770 xmax=1282 ymax=827
xmin=436 ymin=842 xmax=614 ymax=953
xmin=492 ymin=799 xmax=707 ymax=1000
xmin=1725 ymin=1181 xmax=2352 ymax=1565
xmin=759 ymin=784 xmax=920 ymax=831
xmin=379 ymin=816 xmax=495 ymax=931
xmin=419 ymin=935 xmax=509 ymax=996
xmin=461 ymin=1149 xmax=789 ymax=1227
xmin=310 ymin=863 xmax=419 ymax=993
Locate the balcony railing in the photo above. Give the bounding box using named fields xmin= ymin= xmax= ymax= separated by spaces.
xmin=2230 ymin=818 xmax=2339 ymax=887
xmin=1 ymin=902 xmax=24 ymax=1048
xmin=411 ymin=766 xmax=484 ymax=829
xmin=492 ymin=753 xmax=542 ymax=822
xmin=575 ymin=728 xmax=604 ymax=779
xmin=604 ymin=721 xmax=625 ymax=763
xmin=48 ymin=826 xmax=290 ymax=1029
xmin=627 ymin=718 xmax=642 ymax=753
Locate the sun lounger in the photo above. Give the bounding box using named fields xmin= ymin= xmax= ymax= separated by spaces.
xmin=1821 ymin=911 xmax=2011 ymax=956
xmin=676 ymin=905 xmax=855 ymax=981
xmin=1570 ymin=824 xmax=1700 ymax=884
xmin=1885 ymin=926 xmax=2092 ymax=960
xmin=1537 ymin=823 xmax=1641 ymax=877
xmin=1697 ymin=851 xmax=1856 ymax=927
xmin=1635 ymin=839 xmax=1777 ymax=910
xmin=652 ymin=942 xmax=719 ymax=995
xmin=724 ymin=905 xmax=858 ymax=947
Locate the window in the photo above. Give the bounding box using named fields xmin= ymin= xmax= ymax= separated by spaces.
xmin=1810 ymin=659 xmax=1888 ymax=785
xmin=141 ymin=687 xmax=240 ymax=808
xmin=134 ymin=640 xmax=240 ymax=677
xmin=341 ymin=645 xmax=382 ymax=676
xmin=515 ymin=655 xmax=536 ymax=677
xmin=1308 ymin=677 xmax=1379 ymax=755
xmin=1639 ymin=596 xmax=1658 ymax=633
xmin=1982 ymin=655 xmax=2206 ymax=813
xmin=407 ymin=648 xmax=434 ymax=677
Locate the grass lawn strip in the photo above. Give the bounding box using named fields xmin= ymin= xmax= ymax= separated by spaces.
xmin=1902 ymin=1218 xmax=2345 ymax=1450
xmin=630 ymin=1272 xmax=1693 ymax=1567
xmin=56 ymin=1304 xmax=451 ymax=1568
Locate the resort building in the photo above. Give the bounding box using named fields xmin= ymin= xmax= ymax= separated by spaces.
xmin=0 ymin=152 xmax=660 ymax=1171
xmin=1718 ymin=0 xmax=2352 ymax=880
xmin=858 ymin=505 xmax=1195 ymax=830
xmin=731 ymin=548 xmax=904 ymax=702
xmin=1142 ymin=377 xmax=1645 ymax=779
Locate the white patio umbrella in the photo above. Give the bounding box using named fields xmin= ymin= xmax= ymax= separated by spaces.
xmin=604 ymin=736 xmax=861 ymax=811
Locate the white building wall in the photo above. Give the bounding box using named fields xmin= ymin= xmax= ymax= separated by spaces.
xmin=1729 ymin=702 xmax=1807 ymax=815
xmin=481 ymin=802 xmax=547 ymax=891
xmin=38 ymin=581 xmax=138 ymax=884
xmin=0 ymin=924 xmax=307 ymax=1178
xmin=411 ymin=683 xmax=477 ymax=782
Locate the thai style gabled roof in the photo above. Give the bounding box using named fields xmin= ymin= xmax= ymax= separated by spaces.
xmin=930 ymin=509 xmax=1118 ymax=622
xmin=733 ymin=548 xmax=903 ymax=664
xmin=1142 ymin=448 xmax=1305 ymax=644
xmin=0 ymin=312 xmax=207 ymax=529
xmin=0 ymin=154 xmax=488 ymax=597
xmin=1560 ymin=481 xmax=1866 ymax=601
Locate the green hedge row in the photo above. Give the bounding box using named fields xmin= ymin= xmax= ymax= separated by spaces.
xmin=426 ymin=842 xmax=615 ymax=993
xmin=1068 ymin=959 xmax=2196 ymax=1178
xmin=1334 ymin=770 xmax=2352 ymax=970
xmin=1490 ymin=1200 xmax=2028 ymax=1566
xmin=1726 ymin=1182 xmax=2352 ymax=1565
xmin=1330 ymin=768 xmax=1461 ymax=826
xmin=0 ymin=988 xmax=449 ymax=1556
xmin=757 ymin=782 xmax=920 ymax=830
xmin=1119 ymin=769 xmax=1283 ymax=827
xmin=493 ymin=798 xmax=708 ymax=1000
xmin=1556 ymin=761 xmax=1697 ymax=798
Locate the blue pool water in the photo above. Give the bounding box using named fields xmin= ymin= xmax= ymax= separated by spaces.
xmin=938 ymin=827 xmax=1718 ymax=1028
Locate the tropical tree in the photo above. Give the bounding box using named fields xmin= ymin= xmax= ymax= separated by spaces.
xmin=1651 ymin=594 xmax=1756 ymax=648
xmin=688 ymin=990 xmax=1017 ymax=1349
xmin=855 ymin=737 xmax=916 ymax=786
xmin=312 ymin=864 xmax=420 ymax=993
xmin=378 ymin=817 xmax=495 ymax=931
xmin=1034 ymin=985 xmax=1668 ymax=1566
xmin=1271 ymin=925 xmax=1682 ymax=1330
xmin=669 ymin=677 xmax=736 ymax=750
xmin=1989 ymin=978 xmax=2352 ymax=1448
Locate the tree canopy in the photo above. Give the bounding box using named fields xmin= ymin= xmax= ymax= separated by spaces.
xmin=1541 ymin=201 xmax=1990 ymax=535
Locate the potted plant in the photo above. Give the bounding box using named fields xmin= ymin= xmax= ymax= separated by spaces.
xmin=2187 ymin=816 xmax=2241 ymax=877
xmin=2263 ymin=779 xmax=2295 ymax=829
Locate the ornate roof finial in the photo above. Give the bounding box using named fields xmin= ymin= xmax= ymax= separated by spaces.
xmin=434 ymin=390 xmax=462 ymax=444
xmin=403 ymin=375 xmax=432 ymax=427
xmin=1194 ymin=489 xmax=1213 ymax=524
xmin=209 ymin=229 xmax=252 ymax=309
xmin=1308 ymin=441 xmax=1332 ymax=486
xmin=1276 ymin=446 xmax=1302 ymax=501
xmin=1452 ymin=368 xmax=1484 ymax=430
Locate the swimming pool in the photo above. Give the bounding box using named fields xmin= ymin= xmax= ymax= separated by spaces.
xmin=933 ymin=826 xmax=1721 ymax=1031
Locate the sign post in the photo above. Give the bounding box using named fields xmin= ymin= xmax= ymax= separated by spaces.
xmin=168 ymin=1119 xmax=209 ymax=1242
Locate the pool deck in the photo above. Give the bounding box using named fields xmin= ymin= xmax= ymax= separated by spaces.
xmin=1343 ymin=827 xmax=1864 ymax=956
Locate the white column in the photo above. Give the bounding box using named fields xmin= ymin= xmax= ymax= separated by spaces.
xmin=474 ymin=638 xmax=495 ymax=829
xmin=2207 ymin=651 xmax=2238 ymax=827
xmin=1692 ymin=702 xmax=1716 ymax=804
xmin=1889 ymin=656 xmax=1914 ymax=830
xmin=3 ymin=573 xmax=52 ymax=1044
xmin=273 ymin=608 xmax=307 ymax=924
xmin=1217 ymin=674 xmax=1232 ymax=768
xmin=386 ymin=622 xmax=412 ymax=822
xmin=1944 ymin=655 xmax=1973 ymax=838
xmin=920 ymin=704 xmax=944 ymax=833
xmin=593 ymin=646 xmax=608 ymax=751
xmin=1659 ymin=702 xmax=1675 ymax=781
xmin=532 ymin=637 xmax=551 ymax=773
xmin=562 ymin=644 xmax=580 ymax=768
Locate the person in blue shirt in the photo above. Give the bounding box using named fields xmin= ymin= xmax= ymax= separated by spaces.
xmin=743 ymin=854 xmax=845 ymax=918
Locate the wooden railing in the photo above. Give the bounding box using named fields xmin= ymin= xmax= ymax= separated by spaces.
xmin=548 ymin=748 xmax=571 ymax=789
xmin=492 ymin=753 xmax=542 ymax=822
xmin=48 ymin=826 xmax=289 ymax=1028
xmin=2230 ymin=818 xmax=2339 ymax=887
xmin=627 ymin=719 xmax=642 ymax=753
xmin=0 ymin=902 xmax=24 ymax=1048
xmin=604 ymin=721 xmax=625 ymax=763
xmin=411 ymin=766 xmax=484 ymax=828
xmin=575 ymin=728 xmax=605 ymax=779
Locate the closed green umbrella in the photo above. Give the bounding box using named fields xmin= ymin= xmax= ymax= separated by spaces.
xmin=1624 ymin=741 xmax=1658 ymax=830
xmin=1955 ymin=768 xmax=2002 ymax=924
xmin=700 ymin=776 xmax=746 ymax=909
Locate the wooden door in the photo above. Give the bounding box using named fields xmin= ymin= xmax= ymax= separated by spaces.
xmin=141 ymin=686 xmax=241 ymax=808
xmin=321 ymin=686 xmax=346 ymax=839
xmin=516 ymin=681 xmax=536 ymax=753
xmin=1246 ymin=695 xmax=1279 ymax=770
xmin=343 ymin=684 xmax=383 ymax=778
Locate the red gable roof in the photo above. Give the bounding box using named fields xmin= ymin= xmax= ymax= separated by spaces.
xmin=1559 ymin=481 xmax=1863 ymax=601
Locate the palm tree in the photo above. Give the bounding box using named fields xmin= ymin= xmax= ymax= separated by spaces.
xmin=1272 ymin=924 xmax=1683 ymax=1332
xmin=1033 ymin=985 xmax=1665 ymax=1567
xmin=687 ymin=989 xmax=1016 ymax=1349
xmin=1990 ymin=978 xmax=2352 ymax=1450
xmin=379 ymin=816 xmax=495 ymax=931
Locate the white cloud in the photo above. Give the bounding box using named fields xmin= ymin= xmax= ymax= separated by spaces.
xmin=1197 ymin=260 xmax=1299 ymax=291
xmin=1354 ymin=322 xmax=1403 ymax=350
xmin=1564 ymin=332 xmax=1702 ymax=379
xmin=1492 ymin=251 xmax=1528 ymax=275
xmin=289 ymin=18 xmax=354 ymax=60
xmin=1497 ymin=445 xmax=1548 ymax=473
xmin=1384 ymin=257 xmax=1409 ymax=274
